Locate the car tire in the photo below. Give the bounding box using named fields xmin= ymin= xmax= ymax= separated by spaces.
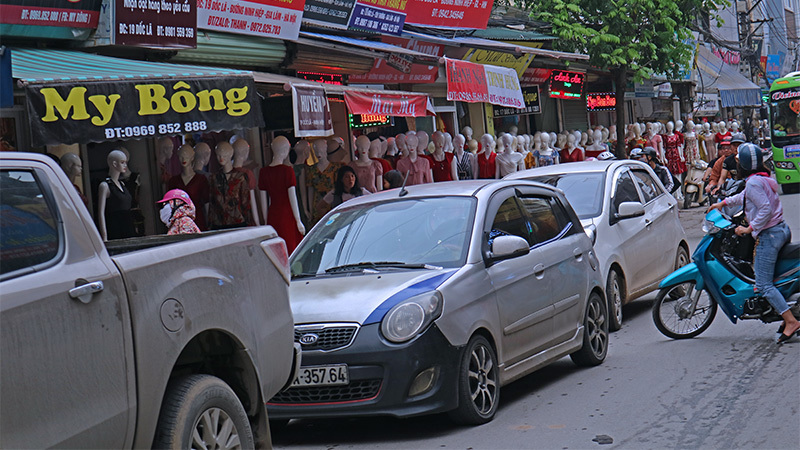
xmin=153 ymin=374 xmax=254 ymax=450
xmin=606 ymin=269 xmax=625 ymax=332
xmin=675 ymin=245 xmax=690 ymax=270
xmin=448 ymin=335 xmax=499 ymax=425
xmin=570 ymin=292 xmax=609 ymax=367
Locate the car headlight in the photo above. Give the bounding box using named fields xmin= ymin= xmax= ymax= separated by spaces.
xmin=381 ymin=291 xmax=443 ymax=343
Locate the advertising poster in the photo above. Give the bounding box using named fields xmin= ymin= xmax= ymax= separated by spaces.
xmin=197 ymin=0 xmax=304 ymax=41
xmin=115 ymin=0 xmax=196 ymax=48
xmin=445 ymin=58 xmax=524 ymax=108
xmin=0 ymin=0 xmax=102 ymax=28
xmin=291 ymin=85 xmax=333 ymax=137
xmin=493 ymin=86 xmax=540 ymax=117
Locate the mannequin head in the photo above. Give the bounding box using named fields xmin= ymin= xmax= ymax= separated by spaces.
xmin=686 ymin=120 xmax=695 ymax=134
xmin=719 ymin=121 xmax=727 ymax=132
xmin=432 ymin=131 xmax=445 ymax=154
xmin=566 ymin=133 xmax=576 ymax=149
xmin=405 ymin=135 xmax=419 ymax=157
xmin=355 ymin=135 xmax=371 ymax=160
xmin=294 ymin=140 xmax=311 ymax=166
xmin=580 ymin=132 xmax=588 ymax=146
xmin=157 ymin=137 xmax=174 ymax=165
xmin=603 ymin=127 xmax=611 ymax=141
xmin=444 ymin=133 xmax=454 ymax=153
xmin=386 ymin=137 xmax=398 ymax=156
xmin=509 ymin=125 xmax=518 ymax=136
xmin=533 ymin=132 xmax=542 ymax=149
xmin=646 ymin=122 xmax=656 ymax=136
xmin=676 ymin=120 xmax=684 ymax=132
xmin=61 ymin=153 xmax=83 ymax=180
xmin=232 ymin=138 xmax=250 ymax=168
xmin=467 ymin=139 xmax=478 ymax=154
xmin=215 ymin=142 xmax=234 ymax=169
xmin=703 ymin=122 xmax=711 ymax=132
xmin=592 ymin=129 xmax=603 ymax=146
xmin=730 ymin=120 xmax=739 ymax=132
xmin=515 ymin=135 xmax=526 ymax=153
xmin=453 ymin=134 xmax=465 ymax=154
xmin=368 ymin=138 xmax=383 ymax=159
xmin=178 ymin=144 xmax=195 ymax=172
xmin=395 ymin=133 xmax=407 ymax=155
xmin=271 ymin=136 xmax=291 ymax=165
xmin=461 ymin=126 xmax=473 ymax=140
xmin=193 ymin=143 xmax=211 ymax=171
xmin=313 ymin=138 xmax=329 ymax=162
xmin=500 ymin=134 xmax=514 ymax=154
xmin=107 ymin=150 xmax=128 ymax=176
xmin=666 ymin=121 xmax=675 ymax=133
xmin=416 ymin=131 xmax=429 ymax=154
xmin=480 ymin=134 xmax=494 ymax=153
xmin=556 ymin=133 xmax=567 ymax=149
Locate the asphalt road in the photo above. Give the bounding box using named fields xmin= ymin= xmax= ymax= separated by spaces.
xmin=273 ymin=192 xmax=800 ymax=450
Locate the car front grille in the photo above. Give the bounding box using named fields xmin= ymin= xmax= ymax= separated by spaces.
xmin=269 ymin=379 xmax=382 ymax=404
xmin=294 ymin=323 xmax=358 ymax=351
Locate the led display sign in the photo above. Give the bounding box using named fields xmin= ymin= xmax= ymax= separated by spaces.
xmin=348 ymin=113 xmax=392 ymax=128
xmin=587 ymin=92 xmax=616 ymax=111
xmin=549 ymin=70 xmax=584 ymax=100
xmin=297 ymin=71 xmax=345 ymax=85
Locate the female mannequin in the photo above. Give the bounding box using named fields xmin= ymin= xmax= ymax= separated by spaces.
xmin=396 ymin=134 xmax=433 ymax=185
xmin=663 ymin=121 xmax=686 ymax=178
xmin=606 ymin=125 xmax=616 ymax=151
xmin=453 ymin=133 xmax=477 ymax=180
xmin=496 ymin=134 xmax=525 ymax=178
xmin=645 ymin=122 xmax=665 ymax=161
xmin=259 ymin=136 xmax=305 ymax=253
xmin=167 ymin=144 xmax=210 ymax=231
xmin=585 ymin=129 xmax=607 ymax=158
xmin=208 ymin=142 xmax=253 ymax=229
xmin=626 ymin=124 xmax=645 ymax=155
xmin=538 ymin=134 xmax=557 ymax=166
xmin=369 ymin=138 xmax=393 ymax=176
xmin=326 ymin=136 xmax=347 ymax=163
xmin=193 ymin=142 xmax=212 ymax=176
xmin=555 ymin=133 xmax=567 ymax=152
xmin=477 ymin=134 xmax=497 ymax=179
xmin=292 ymin=140 xmax=311 ymax=228
xmin=714 ymin=121 xmax=731 ymax=147
xmin=702 ymin=122 xmax=717 ymax=161
xmin=430 ymin=131 xmax=458 ymax=182
xmin=560 ymin=134 xmax=585 ymax=163
xmin=416 ymin=131 xmax=430 ymax=157
xmin=350 ymin=135 xmax=383 ymax=192
xmin=156 ymin=137 xmax=175 ymax=191
xmin=580 ymin=131 xmax=589 ymax=149
xmin=232 ymin=138 xmax=260 ymax=226
xmin=304 ymin=138 xmax=343 ymax=226
xmin=97 ymin=150 xmax=135 ymax=241
xmin=528 ymin=132 xmax=543 ymax=168
xmin=385 ymin=137 xmax=399 ymax=169
xmin=61 ymin=153 xmax=88 ymax=206
xmin=683 ymin=120 xmax=700 ymax=165
xmin=695 ymin=123 xmax=707 ymax=160
xmin=461 ymin=126 xmax=474 ymax=150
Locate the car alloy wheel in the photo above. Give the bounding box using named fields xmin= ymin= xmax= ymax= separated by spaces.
xmin=607 ymin=270 xmax=624 ymax=331
xmin=449 ymin=335 xmax=499 ymax=425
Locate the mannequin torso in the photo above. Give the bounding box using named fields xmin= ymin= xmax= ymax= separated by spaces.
xmin=258 ymin=136 xmax=305 ymax=252
xmin=97 ymin=150 xmax=135 ymax=241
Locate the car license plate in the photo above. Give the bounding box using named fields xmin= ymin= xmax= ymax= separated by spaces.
xmin=291 ymin=364 xmax=349 ymax=387
xmin=784 ymin=145 xmax=800 ymax=159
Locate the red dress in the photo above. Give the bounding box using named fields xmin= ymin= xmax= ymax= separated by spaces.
xmin=560 ymin=147 xmax=584 ymax=163
xmin=664 ymin=133 xmax=686 ymax=175
xmin=259 ymin=165 xmax=303 ymax=253
xmin=477 ymin=152 xmax=496 ymax=179
xmin=167 ymin=173 xmax=210 ymax=231
xmin=714 ymin=131 xmax=731 ymax=145
xmin=430 ymin=153 xmax=454 ymax=182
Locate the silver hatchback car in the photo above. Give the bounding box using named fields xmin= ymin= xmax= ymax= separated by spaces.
xmin=268 ymin=180 xmax=607 ymax=425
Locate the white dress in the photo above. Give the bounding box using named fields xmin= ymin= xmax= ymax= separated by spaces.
xmin=496 ymin=153 xmax=524 ymax=177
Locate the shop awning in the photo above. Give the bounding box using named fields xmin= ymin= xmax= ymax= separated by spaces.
xmin=297 ymin=31 xmax=441 ymax=64
xmin=11 ymin=48 xmax=263 ymax=147
xmin=402 ymin=30 xmax=590 ymax=61
xmin=695 ymin=45 xmax=761 ymax=108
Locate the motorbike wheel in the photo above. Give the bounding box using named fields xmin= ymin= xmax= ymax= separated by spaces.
xmin=652 ymin=282 xmax=717 ymax=339
xmin=683 ymin=190 xmax=693 ymax=210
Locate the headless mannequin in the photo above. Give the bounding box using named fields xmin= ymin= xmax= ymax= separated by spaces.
xmin=97 ymin=150 xmax=134 ymax=241
xmin=496 ymin=134 xmax=525 ymax=178
xmin=232 ymin=139 xmax=260 ymax=226
xmin=430 ymin=131 xmax=458 ymax=181
xmin=193 ymin=143 xmax=212 ymax=175
xmin=351 ymin=135 xmax=383 ymax=192
xmin=396 ymin=134 xmax=433 ymax=185
xmin=61 ymin=153 xmax=88 ymax=206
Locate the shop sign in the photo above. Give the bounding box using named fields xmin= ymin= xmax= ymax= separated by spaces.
xmin=297 ymin=71 xmax=344 ymax=85
xmin=0 ymin=0 xmax=102 ymax=28
xmin=343 ymin=91 xmax=432 ymax=117
xmin=493 ymin=86 xmax=540 ymax=117
xmin=24 ymin=76 xmax=263 ymax=147
xmin=115 ymin=0 xmax=196 ymax=48
xmin=445 ymin=58 xmax=524 ymax=108
xmin=586 ymin=92 xmax=616 ymax=111
xmin=520 ymin=68 xmax=552 ymax=85
xmin=347 ymin=2 xmax=405 ymax=35
xmin=303 ymin=0 xmax=354 ymax=28
xmin=303 ymin=0 xmax=491 ymax=30
xmin=548 ymin=70 xmax=584 ymax=100
xmin=348 ymin=113 xmax=391 ymax=128
xmin=292 ymin=85 xmax=333 ymax=137
xmin=349 ymin=37 xmax=443 ymax=84
xmin=197 ymin=0 xmax=304 ymax=41
xmin=463 ymin=50 xmax=533 ymax=78
xmin=766 ymin=54 xmax=781 ymax=80
xmin=386 ymin=53 xmax=413 ymax=74
xmin=694 ymin=92 xmax=719 ymax=115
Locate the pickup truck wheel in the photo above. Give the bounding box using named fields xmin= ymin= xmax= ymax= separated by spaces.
xmin=154 ymin=374 xmax=254 ymax=450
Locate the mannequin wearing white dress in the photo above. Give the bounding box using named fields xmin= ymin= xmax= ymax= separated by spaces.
xmin=495 ymin=134 xmax=525 ymax=178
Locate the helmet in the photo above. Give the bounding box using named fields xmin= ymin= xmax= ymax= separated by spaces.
xmin=597 ymin=151 xmax=616 ymax=161
xmin=737 ymin=143 xmax=763 ymax=171
xmin=641 ymin=146 xmax=658 ymax=160
xmin=730 ymin=132 xmax=746 ymax=144
xmin=157 ymin=189 xmax=193 ymax=207
xmin=629 ymin=148 xmax=643 ymax=159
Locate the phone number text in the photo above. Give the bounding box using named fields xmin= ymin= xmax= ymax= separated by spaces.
xmin=104 ymin=121 xmax=208 ymax=139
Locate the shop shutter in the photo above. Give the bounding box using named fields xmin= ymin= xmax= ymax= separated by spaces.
xmin=561 ymin=98 xmax=589 ymax=131
xmin=171 ymin=31 xmax=286 ymax=70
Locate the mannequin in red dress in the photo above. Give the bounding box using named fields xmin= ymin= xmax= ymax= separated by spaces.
xmin=258 ymin=136 xmax=305 ymax=253
xmin=477 ymin=134 xmax=497 ymax=179
xmin=167 ymin=144 xmax=210 ymax=230
xmin=560 ymin=134 xmax=585 ymax=163
xmin=430 ymin=131 xmax=458 ymax=182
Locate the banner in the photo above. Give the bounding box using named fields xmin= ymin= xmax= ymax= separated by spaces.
xmin=25 ymin=76 xmax=263 ymax=147
xmin=115 ymin=0 xmax=196 ymax=48
xmin=197 ymin=0 xmax=304 ymax=41
xmin=291 ymin=85 xmax=333 ymax=137
xmin=462 ymin=49 xmax=534 ymax=77
xmin=493 ymin=86 xmax=540 ymax=117
xmin=302 ymin=0 xmax=492 ymax=30
xmin=444 ymin=58 xmax=524 ymax=108
xmin=349 ymin=37 xmax=443 ymax=84
xmin=586 ymin=92 xmax=616 ymax=111
xmin=343 ymin=91 xmax=432 ymax=117
xmin=0 ymin=0 xmax=102 ymax=28
xmin=520 ymin=68 xmax=552 ymax=85
xmin=347 ymin=2 xmax=405 ymax=35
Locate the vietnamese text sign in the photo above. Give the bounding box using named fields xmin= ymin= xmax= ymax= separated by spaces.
xmin=303 ymin=0 xmax=354 ymax=27
xmin=694 ymin=92 xmax=719 ymax=115
xmin=303 ymin=0 xmax=492 ymax=30
xmin=463 ymin=49 xmax=533 ymax=77
xmin=349 ymin=37 xmax=443 ymax=84
xmin=348 ymin=2 xmax=404 ymax=35
xmin=25 ymin=76 xmax=263 ymax=147
xmin=549 ymin=70 xmax=584 ymax=99
xmin=445 ymin=58 xmax=524 ymax=108
xmin=197 ymin=0 xmax=304 ymax=41
xmin=292 ymin=85 xmax=333 ymax=137
xmin=0 ymin=0 xmax=102 ymax=28
xmin=115 ymin=0 xmax=196 ymax=48
xmin=493 ymin=86 xmax=540 ymax=117
xmin=586 ymin=92 xmax=616 ymax=111
xmin=343 ymin=91 xmax=431 ymax=117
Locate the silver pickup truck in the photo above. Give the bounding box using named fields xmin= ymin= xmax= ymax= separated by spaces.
xmin=0 ymin=152 xmax=299 ymax=448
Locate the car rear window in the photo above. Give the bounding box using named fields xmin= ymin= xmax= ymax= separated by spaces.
xmin=527 ymin=172 xmax=605 ymax=219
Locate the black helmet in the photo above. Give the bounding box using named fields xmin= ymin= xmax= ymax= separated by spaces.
xmin=737 ymin=143 xmax=763 ymax=171
xmin=730 ymin=132 xmax=746 ymax=144
xmin=642 ymin=146 xmax=658 ymax=160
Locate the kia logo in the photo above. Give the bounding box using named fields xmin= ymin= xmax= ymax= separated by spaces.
xmin=299 ymin=333 xmax=319 ymax=345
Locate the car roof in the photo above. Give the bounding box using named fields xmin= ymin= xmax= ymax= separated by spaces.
xmin=504 ymin=160 xmax=649 ymax=179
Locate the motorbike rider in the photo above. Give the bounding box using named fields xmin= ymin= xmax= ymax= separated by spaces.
xmin=712 ymin=132 xmax=746 ymax=195
xmin=705 ymin=138 xmax=734 ymax=195
xmin=640 ymin=147 xmax=676 ymax=193
xmin=708 ymin=143 xmax=798 ymax=344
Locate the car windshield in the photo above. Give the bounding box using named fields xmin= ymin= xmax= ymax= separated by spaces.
xmin=770 ymin=88 xmax=800 ymax=148
xmin=527 ymin=172 xmax=605 ymax=219
xmin=290 ymin=197 xmax=476 ymax=277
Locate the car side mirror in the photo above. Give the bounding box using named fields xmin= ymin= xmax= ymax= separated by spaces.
xmin=612 ymin=201 xmax=645 ymax=223
xmin=488 ymin=235 xmax=530 ymax=264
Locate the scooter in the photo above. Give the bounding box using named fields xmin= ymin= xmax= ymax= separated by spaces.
xmin=682 ymin=159 xmax=708 ymax=209
xmin=652 ymin=209 xmax=800 ymax=339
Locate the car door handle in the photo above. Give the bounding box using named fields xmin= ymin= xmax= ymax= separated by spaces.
xmin=533 ymin=264 xmax=545 ymax=278
xmin=69 ymin=281 xmax=104 ymax=304
xmin=573 ymin=248 xmax=583 ymax=259
xmin=645 ymin=218 xmax=652 ymax=227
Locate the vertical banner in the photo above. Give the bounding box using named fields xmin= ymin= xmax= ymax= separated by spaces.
xmin=291 ymin=85 xmax=334 ymax=137
xmin=197 ymin=0 xmax=304 ymax=40
xmin=115 ymin=0 xmax=196 ymax=48
xmin=444 ymin=57 xmax=524 ymax=108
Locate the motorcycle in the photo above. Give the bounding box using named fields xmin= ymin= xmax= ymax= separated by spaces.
xmin=682 ymin=159 xmax=708 ymax=209
xmin=652 ymin=209 xmax=800 ymax=339
xmin=708 ymin=178 xmax=745 ymax=215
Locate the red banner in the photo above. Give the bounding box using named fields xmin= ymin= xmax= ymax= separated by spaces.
xmin=197 ymin=0 xmax=304 ymax=40
xmin=349 ymin=36 xmax=443 ymax=84
xmin=0 ymin=0 xmax=101 ymax=28
xmin=361 ymin=0 xmax=492 ymax=29
xmin=445 ymin=58 xmax=525 ymax=108
xmin=343 ymin=91 xmax=433 ymax=117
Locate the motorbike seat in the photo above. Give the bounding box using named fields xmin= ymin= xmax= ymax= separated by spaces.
xmin=778 ymin=241 xmax=800 ymax=262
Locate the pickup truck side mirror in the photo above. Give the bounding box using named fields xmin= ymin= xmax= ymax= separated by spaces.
xmin=612 ymin=202 xmax=645 ymax=224
xmin=487 ymin=235 xmax=530 ymax=265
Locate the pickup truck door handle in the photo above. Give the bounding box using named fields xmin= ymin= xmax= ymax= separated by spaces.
xmin=69 ymin=281 xmax=104 ymax=304
xmin=533 ymin=264 xmax=545 ymax=278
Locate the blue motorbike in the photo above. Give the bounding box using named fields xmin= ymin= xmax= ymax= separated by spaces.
xmin=653 ymin=209 xmax=800 ymax=339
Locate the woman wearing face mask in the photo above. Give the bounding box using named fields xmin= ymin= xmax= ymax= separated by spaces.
xmin=157 ymin=189 xmax=201 ymax=235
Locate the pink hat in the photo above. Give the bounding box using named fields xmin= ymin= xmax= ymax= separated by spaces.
xmin=157 ymin=189 xmax=193 ymax=207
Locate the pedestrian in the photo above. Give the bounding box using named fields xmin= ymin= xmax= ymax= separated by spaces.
xmin=640 ymin=147 xmax=677 ymax=193
xmin=320 ymin=165 xmax=370 ymax=209
xmin=157 ymin=189 xmax=201 ymax=235
xmin=707 ymin=143 xmax=798 ymax=343
xmin=383 ymin=170 xmax=404 ymax=190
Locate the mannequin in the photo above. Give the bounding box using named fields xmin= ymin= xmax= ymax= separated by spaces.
xmin=396 ymin=134 xmax=433 ymax=185
xmin=97 ymin=150 xmax=135 ymax=241
xmin=430 ymin=131 xmax=458 ymax=182
xmin=560 ymin=134 xmax=585 ymax=163
xmin=416 ymin=131 xmax=430 ymax=157
xmin=606 ymin=125 xmax=616 ymax=151
xmin=350 ymin=135 xmax=383 ymax=192
xmin=258 ymin=136 xmax=305 ymax=252
xmin=156 ymin=137 xmax=175 ymax=191
xmin=453 ymin=133 xmax=477 ymax=180
xmin=496 ymin=134 xmax=525 ymax=178
xmin=61 ymin=153 xmax=88 ymax=206
xmin=580 ymin=131 xmax=589 ymax=149
xmin=304 ymin=138 xmax=343 ymax=226
xmin=714 ymin=121 xmax=731 ymax=147
xmin=326 ymin=136 xmax=347 ymax=163
xmin=585 ymin=129 xmax=607 ymax=158
xmin=193 ymin=142 xmax=212 ymax=176
xmin=683 ymin=120 xmax=700 ymax=165
xmin=538 ymin=133 xmax=557 ymax=166
xmin=369 ymin=138 xmax=393 ymax=176
xmin=461 ymin=126 xmax=474 ymax=149
xmin=663 ymin=121 xmax=686 ymax=177
xmin=626 ymin=124 xmax=646 ymax=155
xmin=555 ymin=133 xmax=567 ymax=152
xmin=645 ymin=123 xmax=665 ymax=162
xmin=167 ymin=144 xmax=210 ymax=231
xmin=702 ymin=122 xmax=717 ymax=161
xmin=291 ymin=140 xmax=310 ymax=228
xmin=385 ymin=137 xmax=399 ymax=169
xmin=729 ymin=120 xmax=740 ymax=134
xmin=444 ymin=132 xmax=454 ymax=153
xmin=477 ymin=134 xmax=497 ymax=179
xmin=208 ymin=142 xmax=253 ymax=229
xmin=231 ymin=138 xmax=260 ymax=226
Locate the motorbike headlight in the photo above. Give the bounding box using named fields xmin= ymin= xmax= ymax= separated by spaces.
xmin=381 ymin=291 xmax=443 ymax=343
xmin=702 ymin=219 xmax=721 ymax=234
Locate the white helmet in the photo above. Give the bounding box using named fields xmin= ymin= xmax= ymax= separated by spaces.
xmin=598 ymin=151 xmax=616 ymax=161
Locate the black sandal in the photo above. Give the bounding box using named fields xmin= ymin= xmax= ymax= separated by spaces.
xmin=777 ymin=330 xmax=800 ymax=344
xmin=777 ymin=323 xmax=785 ymax=334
